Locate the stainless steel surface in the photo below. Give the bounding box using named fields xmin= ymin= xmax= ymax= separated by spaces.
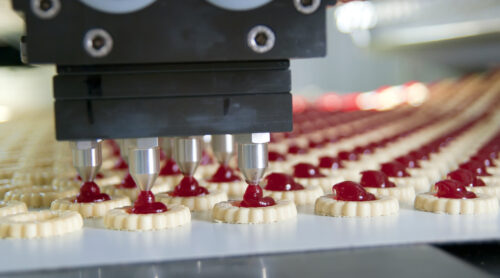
xmin=31 ymin=0 xmax=61 ymax=20
xmin=211 ymin=134 xmax=234 ymax=165
xmin=173 ymin=136 xmax=202 ymax=176
xmin=70 ymin=140 xmax=102 ymax=182
xmin=2 ymin=245 xmax=491 ymax=278
xmin=127 ymin=137 xmax=160 ymax=191
xmin=234 ymin=132 xmax=270 ymax=144
xmin=237 ymin=141 xmax=268 ymax=185
xmin=160 ymin=137 xmax=174 ymax=159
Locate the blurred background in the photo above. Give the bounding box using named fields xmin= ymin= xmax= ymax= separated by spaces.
xmin=0 ymin=0 xmax=499 ymax=121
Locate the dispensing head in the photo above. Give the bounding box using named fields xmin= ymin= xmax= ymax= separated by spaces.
xmin=211 ymin=134 xmax=235 ymax=165
xmin=126 ymin=137 xmax=160 ymax=192
xmin=235 ymin=133 xmax=270 ymax=185
xmin=70 ymin=139 xmax=102 ymax=182
xmin=173 ymin=136 xmax=202 ymax=176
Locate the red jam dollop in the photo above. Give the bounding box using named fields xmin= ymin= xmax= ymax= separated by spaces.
xmin=395 ymin=155 xmax=420 ymax=168
xmin=263 ymin=173 xmax=305 ymax=191
xmin=288 ymin=145 xmax=308 ymax=155
xmin=208 ymin=165 xmax=241 ymax=182
xmin=293 ymin=163 xmax=326 ymax=178
xmin=159 ymin=158 xmax=180 ymax=176
xmin=360 ymin=170 xmax=396 ymax=188
xmin=380 ymin=161 xmax=410 ymax=177
xmin=318 ymin=156 xmax=344 ymax=170
xmin=337 ymin=151 xmax=358 ymax=161
xmin=129 ymin=190 xmax=167 ymax=214
xmin=113 ymin=157 xmax=128 ymax=170
xmin=239 ymin=184 xmax=276 ymax=207
xmin=76 ymin=181 xmax=110 ymax=203
xmin=434 ymin=179 xmax=477 ymax=199
xmin=470 ymin=155 xmax=496 ymax=168
xmin=268 ymin=151 xmax=286 ymax=162
xmin=447 ymin=169 xmax=485 ymax=187
xmin=332 ymin=181 xmax=376 ymax=201
xmin=116 ymin=173 xmax=137 ymax=189
xmin=459 ymin=161 xmax=491 ymax=176
xmin=170 ymin=176 xmax=209 ymax=197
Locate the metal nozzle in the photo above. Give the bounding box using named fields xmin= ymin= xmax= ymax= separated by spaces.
xmin=173 ymin=136 xmax=202 ymax=176
xmin=236 ymin=133 xmax=270 ymax=185
xmin=70 ymin=140 xmax=102 ymax=182
xmin=160 ymin=137 xmax=174 ymax=159
xmin=211 ymin=134 xmax=235 ymax=165
xmin=127 ymin=137 xmax=160 ymax=191
xmin=117 ymin=139 xmax=130 ymax=162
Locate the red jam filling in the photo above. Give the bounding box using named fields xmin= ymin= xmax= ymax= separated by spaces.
xmin=409 ymin=150 xmax=429 ymax=161
xmin=380 ymin=162 xmax=410 ymax=177
xmin=353 ymin=145 xmax=373 ymax=155
xmin=288 ymin=145 xmax=308 ymax=155
xmin=200 ymin=151 xmax=214 ymax=165
xmin=395 ymin=155 xmax=420 ymax=168
xmin=75 ymin=181 xmax=110 ymax=203
xmin=337 ymin=151 xmax=358 ymax=161
xmin=434 ymin=179 xmax=477 ymax=199
xmin=159 ymin=158 xmax=180 ymax=176
xmin=238 ymin=184 xmax=276 ymax=207
xmin=318 ymin=156 xmax=344 ymax=170
xmin=332 ymin=181 xmax=376 ymax=201
xmin=116 ymin=173 xmax=137 ymax=189
xmin=208 ymin=165 xmax=241 ymax=182
xmin=308 ymin=139 xmax=325 ymax=149
xmin=459 ymin=161 xmax=491 ymax=176
xmin=113 ymin=157 xmax=128 ymax=170
xmin=170 ymin=176 xmax=209 ymax=197
xmin=470 ymin=155 xmax=496 ymax=168
xmin=293 ymin=163 xmax=326 ymax=178
xmin=268 ymin=151 xmax=286 ymax=162
xmin=129 ymin=190 xmax=167 ymax=214
xmin=263 ymin=173 xmax=305 ymax=191
xmin=360 ymin=170 xmax=396 ymax=188
xmin=447 ymin=169 xmax=485 ymax=187
xmin=76 ymin=173 xmax=104 ymax=181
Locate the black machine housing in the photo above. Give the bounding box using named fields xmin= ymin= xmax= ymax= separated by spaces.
xmin=13 ymin=0 xmax=333 ymax=140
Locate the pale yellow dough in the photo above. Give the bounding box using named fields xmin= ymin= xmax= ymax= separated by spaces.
xmin=468 ymin=185 xmax=500 ymax=199
xmin=364 ymin=186 xmax=416 ymax=205
xmin=0 ymin=201 xmax=28 ymax=217
xmin=414 ymin=193 xmax=498 ymax=215
xmin=156 ymin=190 xmax=227 ymax=211
xmin=0 ymin=210 xmax=83 ymax=239
xmin=295 ymin=176 xmax=345 ymax=193
xmin=314 ymin=195 xmax=399 ymax=217
xmin=204 ymin=180 xmax=248 ymax=198
xmin=51 ymin=196 xmax=131 ymax=218
xmin=263 ymin=186 xmax=323 ymax=205
xmin=212 ymin=200 xmax=297 ymax=224
xmin=101 ymin=183 xmax=169 ymax=202
xmin=104 ymin=204 xmax=191 ymax=231
xmin=389 ymin=176 xmax=430 ymax=193
xmin=4 ymin=185 xmax=79 ymax=208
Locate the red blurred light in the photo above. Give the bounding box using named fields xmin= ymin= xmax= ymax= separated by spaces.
xmin=292 ymin=95 xmax=308 ymax=114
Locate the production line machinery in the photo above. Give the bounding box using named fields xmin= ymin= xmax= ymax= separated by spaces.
xmin=11 ymin=0 xmax=334 ymax=195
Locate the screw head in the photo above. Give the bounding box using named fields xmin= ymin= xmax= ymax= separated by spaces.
xmin=293 ymin=0 xmax=321 ymax=14
xmin=31 ymin=0 xmax=61 ymax=19
xmin=247 ymin=25 xmax=275 ymax=54
xmin=83 ymin=29 xmax=113 ymax=58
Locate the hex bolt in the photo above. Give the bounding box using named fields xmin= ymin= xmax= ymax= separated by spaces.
xmin=83 ymin=29 xmax=113 ymax=58
xmin=31 ymin=0 xmax=61 ymax=19
xmin=247 ymin=25 xmax=275 ymax=54
xmin=293 ymin=0 xmax=321 ymax=14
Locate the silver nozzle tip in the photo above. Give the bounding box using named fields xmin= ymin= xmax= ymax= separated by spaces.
xmin=127 ymin=138 xmax=160 ymax=191
xmin=211 ymin=134 xmax=235 ymax=165
xmin=237 ymin=142 xmax=268 ymax=185
xmin=70 ymin=140 xmax=102 ymax=182
xmin=173 ymin=136 xmax=202 ymax=176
